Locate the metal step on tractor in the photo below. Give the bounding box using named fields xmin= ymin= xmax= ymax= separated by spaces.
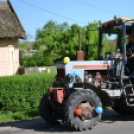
xmin=39 ymin=16 xmax=134 ymax=131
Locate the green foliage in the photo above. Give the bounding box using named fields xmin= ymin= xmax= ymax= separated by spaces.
xmin=20 ymin=20 xmax=100 ymax=67
xmin=0 ymin=73 xmax=56 ymax=112
xmin=0 ymin=108 xmax=40 ymax=123
xmin=101 ymin=40 xmax=116 ymax=56
xmin=19 ymin=43 xmax=30 ymax=51
xmin=22 ymin=53 xmax=55 ymax=67
xmin=20 ymin=20 xmax=115 ymax=67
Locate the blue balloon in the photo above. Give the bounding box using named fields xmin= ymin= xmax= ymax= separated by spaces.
xmin=95 ymin=107 xmax=103 ymax=114
xmin=73 ymin=70 xmax=80 ymax=76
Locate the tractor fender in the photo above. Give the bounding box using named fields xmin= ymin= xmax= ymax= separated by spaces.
xmin=83 ymin=82 xmax=113 ymax=107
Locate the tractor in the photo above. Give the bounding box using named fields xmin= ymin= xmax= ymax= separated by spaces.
xmin=39 ymin=16 xmax=134 ymax=131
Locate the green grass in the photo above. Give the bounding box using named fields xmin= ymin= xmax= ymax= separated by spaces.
xmin=0 ymin=109 xmax=41 ymax=124
xmin=0 ymin=106 xmax=112 ymax=124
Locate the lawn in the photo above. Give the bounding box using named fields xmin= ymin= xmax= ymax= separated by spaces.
xmin=0 ymin=109 xmax=41 ymax=124
xmin=0 ymin=107 xmax=112 ymax=124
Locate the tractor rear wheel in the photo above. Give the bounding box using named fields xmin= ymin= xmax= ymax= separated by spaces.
xmin=64 ymin=90 xmax=102 ymax=131
xmin=39 ymin=94 xmax=60 ymax=125
xmin=112 ymin=98 xmax=134 ymax=115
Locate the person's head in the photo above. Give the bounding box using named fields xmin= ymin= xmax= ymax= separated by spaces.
xmin=128 ymin=33 xmax=134 ymax=43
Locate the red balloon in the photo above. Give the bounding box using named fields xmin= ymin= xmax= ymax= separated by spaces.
xmin=75 ymin=109 xmax=82 ymax=115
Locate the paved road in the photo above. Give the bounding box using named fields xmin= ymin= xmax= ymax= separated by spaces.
xmin=0 ymin=110 xmax=134 ymax=134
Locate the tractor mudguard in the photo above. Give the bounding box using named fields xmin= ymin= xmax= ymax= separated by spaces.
xmin=83 ymin=83 xmax=113 ymax=107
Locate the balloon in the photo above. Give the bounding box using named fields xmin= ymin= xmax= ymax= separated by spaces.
xmin=73 ymin=70 xmax=80 ymax=76
xmin=63 ymin=57 xmax=70 ymax=64
xmin=95 ymin=107 xmax=103 ymax=114
xmin=75 ymin=109 xmax=82 ymax=115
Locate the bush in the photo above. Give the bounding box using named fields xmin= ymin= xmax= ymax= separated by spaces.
xmin=0 ymin=73 xmax=56 ymax=112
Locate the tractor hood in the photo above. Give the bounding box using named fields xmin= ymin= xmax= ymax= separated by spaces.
xmin=65 ymin=60 xmax=114 ymax=71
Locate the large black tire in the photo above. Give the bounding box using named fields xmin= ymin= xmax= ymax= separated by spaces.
xmin=39 ymin=94 xmax=59 ymax=124
xmin=112 ymin=98 xmax=134 ymax=115
xmin=64 ymin=90 xmax=102 ymax=131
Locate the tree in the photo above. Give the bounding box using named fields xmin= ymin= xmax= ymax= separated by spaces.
xmin=21 ymin=20 xmax=112 ymax=67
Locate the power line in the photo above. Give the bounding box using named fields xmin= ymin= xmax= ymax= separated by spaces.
xmin=19 ymin=0 xmax=85 ymax=24
xmin=76 ymin=0 xmax=127 ymax=17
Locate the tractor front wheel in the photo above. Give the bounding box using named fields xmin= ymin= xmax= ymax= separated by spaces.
xmin=64 ymin=90 xmax=102 ymax=131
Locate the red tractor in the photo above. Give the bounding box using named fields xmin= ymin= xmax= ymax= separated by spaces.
xmin=39 ymin=17 xmax=134 ymax=131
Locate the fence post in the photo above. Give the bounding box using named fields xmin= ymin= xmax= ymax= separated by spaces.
xmin=47 ymin=68 xmax=50 ymax=73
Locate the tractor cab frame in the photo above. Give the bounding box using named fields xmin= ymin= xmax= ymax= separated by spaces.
xmin=98 ymin=17 xmax=134 ymax=61
xmin=98 ymin=17 xmax=134 ymax=105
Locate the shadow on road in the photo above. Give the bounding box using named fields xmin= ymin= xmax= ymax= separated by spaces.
xmin=0 ymin=109 xmax=134 ymax=133
xmin=100 ymin=109 xmax=134 ymax=124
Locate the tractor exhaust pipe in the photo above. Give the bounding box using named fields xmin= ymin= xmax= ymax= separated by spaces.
xmin=76 ymin=27 xmax=84 ymax=61
xmin=78 ymin=27 xmax=81 ymax=51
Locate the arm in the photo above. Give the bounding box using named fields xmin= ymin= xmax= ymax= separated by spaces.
xmin=126 ymin=42 xmax=134 ymax=59
xmin=128 ymin=53 xmax=134 ymax=59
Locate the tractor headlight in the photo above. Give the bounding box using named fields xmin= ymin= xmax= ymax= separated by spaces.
xmin=75 ymin=76 xmax=82 ymax=82
xmin=67 ymin=74 xmax=75 ymax=82
xmin=70 ymin=75 xmax=75 ymax=81
xmin=79 ymin=78 xmax=82 ymax=82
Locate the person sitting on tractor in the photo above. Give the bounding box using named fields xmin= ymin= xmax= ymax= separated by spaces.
xmin=125 ymin=33 xmax=134 ymax=75
xmin=126 ymin=33 xmax=134 ymax=59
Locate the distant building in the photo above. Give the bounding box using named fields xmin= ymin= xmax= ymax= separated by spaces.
xmin=19 ymin=42 xmax=46 ymax=58
xmin=0 ymin=0 xmax=26 ymax=76
xmin=108 ymin=39 xmax=117 ymax=48
xmin=19 ymin=41 xmax=37 ymax=57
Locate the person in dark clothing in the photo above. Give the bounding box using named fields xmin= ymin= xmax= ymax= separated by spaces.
xmin=125 ymin=33 xmax=134 ymax=75
xmin=126 ymin=34 xmax=134 ymax=59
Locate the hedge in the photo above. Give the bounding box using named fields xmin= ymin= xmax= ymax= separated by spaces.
xmin=0 ymin=73 xmax=56 ymax=112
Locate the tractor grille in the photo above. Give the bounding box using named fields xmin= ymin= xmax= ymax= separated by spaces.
xmin=57 ymin=69 xmax=65 ymax=81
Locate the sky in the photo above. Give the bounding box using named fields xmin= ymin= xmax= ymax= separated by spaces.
xmin=4 ymin=0 xmax=134 ymax=41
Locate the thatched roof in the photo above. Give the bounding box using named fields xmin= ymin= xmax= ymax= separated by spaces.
xmin=0 ymin=0 xmax=26 ymax=39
